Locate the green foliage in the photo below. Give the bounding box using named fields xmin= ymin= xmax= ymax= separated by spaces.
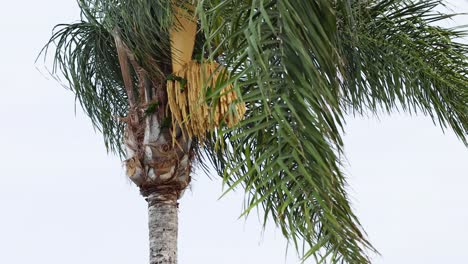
xmin=166 ymin=74 xmax=188 ymax=90
xmin=41 ymin=13 xmax=128 ymax=155
xmin=144 ymin=101 xmax=160 ymax=116
xmin=79 ymin=0 xmax=176 ymax=77
xmin=40 ymin=0 xmax=180 ymax=156
xmin=198 ymin=0 xmax=468 ymax=262
xmin=42 ymin=0 xmax=468 ymax=263
xmin=338 ymin=0 xmax=468 ymax=143
xmin=198 ymin=0 xmax=369 ymax=262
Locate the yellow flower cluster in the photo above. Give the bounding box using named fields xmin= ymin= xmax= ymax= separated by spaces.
xmin=167 ymin=60 xmax=246 ymax=142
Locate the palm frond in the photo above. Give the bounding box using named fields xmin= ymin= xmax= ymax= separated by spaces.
xmin=40 ymin=0 xmax=180 ymax=156
xmin=198 ymin=0 xmax=468 ymax=262
xmin=41 ymin=16 xmax=128 ymax=156
xmin=339 ymin=0 xmax=468 ymax=143
xmin=78 ymin=0 xmax=175 ymax=77
xmin=198 ymin=0 xmax=373 ymax=262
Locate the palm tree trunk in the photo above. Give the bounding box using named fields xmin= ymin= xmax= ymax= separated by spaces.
xmin=113 ymin=21 xmax=193 ymax=264
xmin=147 ymin=192 xmax=179 ymax=264
xmin=124 ymin=112 xmax=191 ymax=264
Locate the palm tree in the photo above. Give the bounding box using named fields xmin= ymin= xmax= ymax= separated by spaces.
xmin=41 ymin=0 xmax=467 ymax=263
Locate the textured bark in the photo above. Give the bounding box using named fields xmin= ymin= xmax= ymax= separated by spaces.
xmin=148 ymin=193 xmax=178 ymax=264
xmin=113 ymin=29 xmax=193 ymax=264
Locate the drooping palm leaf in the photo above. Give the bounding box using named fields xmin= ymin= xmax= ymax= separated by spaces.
xmin=197 ymin=0 xmax=467 ymax=263
xmin=40 ymin=0 xmax=178 ymax=156
xmin=339 ymin=0 xmax=468 ymax=143
xmin=41 ymin=15 xmax=129 ymax=155
xmin=198 ymin=0 xmax=372 ymax=262
xmin=79 ymin=0 xmax=175 ymax=78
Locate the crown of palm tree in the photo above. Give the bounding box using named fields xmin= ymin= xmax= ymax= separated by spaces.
xmin=41 ymin=0 xmax=468 ymax=263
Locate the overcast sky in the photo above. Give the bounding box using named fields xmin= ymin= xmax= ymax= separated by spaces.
xmin=1 ymin=1 xmax=467 ymax=264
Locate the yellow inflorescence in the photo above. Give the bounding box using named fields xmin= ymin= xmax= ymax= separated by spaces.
xmin=167 ymin=61 xmax=246 ymax=142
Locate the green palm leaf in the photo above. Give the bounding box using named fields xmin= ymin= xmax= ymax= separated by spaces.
xmin=198 ymin=0 xmax=467 ymax=262
xmin=198 ymin=0 xmax=371 ymax=262
xmin=41 ymin=16 xmax=128 ymax=155
xmin=339 ymin=0 xmax=468 ymax=142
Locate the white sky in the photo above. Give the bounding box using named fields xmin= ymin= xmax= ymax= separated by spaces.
xmin=0 ymin=1 xmax=467 ymax=263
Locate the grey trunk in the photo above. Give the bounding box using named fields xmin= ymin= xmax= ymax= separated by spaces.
xmin=148 ymin=194 xmax=178 ymax=264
